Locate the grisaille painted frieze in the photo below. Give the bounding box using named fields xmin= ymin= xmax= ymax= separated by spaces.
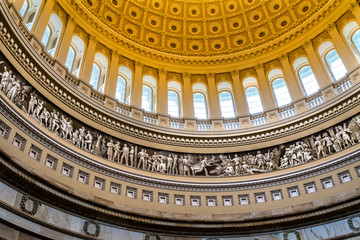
xmin=1 ymin=54 xmax=360 ymax=177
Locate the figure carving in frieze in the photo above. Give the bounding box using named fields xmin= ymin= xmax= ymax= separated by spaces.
xmin=183 ymin=156 xmax=193 ymax=176
xmin=334 ymin=126 xmax=344 ymax=151
xmin=50 ymin=110 xmax=60 ymax=135
xmin=314 ymin=136 xmax=325 ymax=159
xmin=167 ymin=154 xmax=173 ymax=174
xmin=178 ymin=155 xmax=184 ymax=175
xmin=172 ymin=154 xmax=179 ymax=175
xmin=106 ymin=139 xmax=114 ymax=161
xmin=84 ymin=130 xmax=94 ymax=152
xmin=27 ymin=92 xmax=37 ymax=115
xmin=341 ymin=123 xmax=355 ymax=147
xmin=120 ymin=143 xmax=129 ymax=166
xmin=322 ymin=132 xmax=335 ymax=155
xmin=113 ymin=141 xmax=121 ymax=162
xmin=194 ymin=157 xmax=210 ymax=176
xmin=137 ymin=149 xmax=146 ymax=170
xmin=7 ymin=78 xmax=21 ymax=102
xmin=33 ymin=98 xmax=45 ymax=120
xmin=78 ymin=126 xmax=86 ymax=148
xmin=129 ymin=146 xmax=135 ymax=167
xmin=92 ymin=134 xmax=103 ymax=156
xmin=39 ymin=107 xmax=50 ymax=128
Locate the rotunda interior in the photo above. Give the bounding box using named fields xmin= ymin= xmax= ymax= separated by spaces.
xmin=0 ymin=0 xmax=360 ymax=239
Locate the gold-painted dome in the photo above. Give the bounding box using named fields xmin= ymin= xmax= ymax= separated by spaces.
xmin=82 ymin=0 xmax=321 ymax=56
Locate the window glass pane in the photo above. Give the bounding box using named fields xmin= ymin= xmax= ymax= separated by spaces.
xmin=245 ymin=87 xmax=263 ymax=114
xmin=65 ymin=47 xmax=75 ymax=70
xmin=193 ymin=93 xmax=207 ymax=119
xmin=353 ymin=30 xmax=360 ymax=54
xmin=41 ymin=25 xmax=51 ymax=47
xmin=219 ymin=91 xmax=235 ymax=118
xmin=168 ymin=91 xmax=179 ymax=117
xmin=142 ymin=85 xmax=152 ymax=112
xmin=115 ymin=76 xmax=126 ymax=103
xmin=272 ymin=78 xmax=292 ymax=107
xmin=19 ymin=0 xmax=28 ymax=17
xmin=326 ymin=49 xmax=347 ymax=80
xmin=89 ymin=63 xmax=100 ymax=89
xmin=299 ymin=66 xmax=320 ymax=96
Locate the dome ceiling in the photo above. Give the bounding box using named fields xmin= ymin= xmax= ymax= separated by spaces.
xmin=82 ymin=0 xmax=323 ymax=56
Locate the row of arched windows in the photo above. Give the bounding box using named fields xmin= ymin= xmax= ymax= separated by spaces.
xmin=19 ymin=0 xmax=360 ymax=119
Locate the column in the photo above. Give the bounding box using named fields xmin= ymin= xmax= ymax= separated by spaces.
xmin=182 ymin=73 xmax=194 ymax=118
xmin=130 ymin=61 xmax=143 ymax=108
xmin=157 ymin=69 xmax=168 ymax=115
xmin=32 ymin=0 xmax=55 ymax=38
xmin=327 ymin=23 xmax=358 ymax=71
xmin=13 ymin=0 xmax=25 ymax=12
xmin=104 ymin=50 xmax=120 ymax=97
xmin=303 ymin=40 xmax=333 ymax=88
xmin=230 ymin=70 xmax=249 ymax=116
xmin=254 ymin=64 xmax=277 ymax=110
xmin=80 ymin=35 xmax=97 ymax=83
xmin=279 ymin=54 xmax=304 ymax=101
xmin=56 ymin=16 xmax=76 ymax=64
xmin=206 ymin=73 xmax=222 ymax=119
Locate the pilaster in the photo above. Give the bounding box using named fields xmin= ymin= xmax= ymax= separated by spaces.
xmin=182 ymin=73 xmax=194 ymax=118
xmin=104 ymin=50 xmax=120 ymax=98
xmin=56 ymin=16 xmax=76 ymax=64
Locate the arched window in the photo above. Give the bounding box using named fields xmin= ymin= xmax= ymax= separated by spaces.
xmin=41 ymin=25 xmax=51 ymax=47
xmin=268 ymin=69 xmax=292 ymax=107
xmin=41 ymin=13 xmax=63 ymax=56
xmin=243 ymin=77 xmax=263 ymax=114
xmin=168 ymin=81 xmax=182 ymax=117
xmin=19 ymin=0 xmax=28 ymax=17
xmin=318 ymin=41 xmax=347 ymax=81
xmin=65 ymin=46 xmax=75 ymax=70
xmin=117 ymin=66 xmax=132 ymax=104
xmin=245 ymin=87 xmax=263 ymax=114
xmin=219 ymin=91 xmax=235 ymax=118
xmin=90 ymin=63 xmax=100 ymax=89
xmin=325 ymin=50 xmax=347 ymax=80
xmin=65 ymin=35 xmax=85 ymax=77
xmin=168 ymin=91 xmax=180 ymax=117
xmin=343 ymin=21 xmax=360 ymax=61
xmin=217 ymin=81 xmax=235 ymax=118
xmin=20 ymin=0 xmax=42 ymax=30
xmin=142 ymin=85 xmax=153 ymax=112
xmin=142 ymin=75 xmax=157 ymax=112
xmin=193 ymin=93 xmax=208 ymax=119
xmin=293 ymin=57 xmax=320 ymax=96
xmin=115 ymin=76 xmax=126 ymax=103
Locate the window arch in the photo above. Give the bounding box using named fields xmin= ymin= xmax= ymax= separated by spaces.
xmin=217 ymin=82 xmax=235 ymax=118
xmin=168 ymin=81 xmax=182 ymax=117
xmin=243 ymin=77 xmax=263 ymax=114
xmin=293 ymin=57 xmax=320 ymax=96
xmin=65 ymin=35 xmax=85 ymax=77
xmin=142 ymin=75 xmax=157 ymax=112
xmin=318 ymin=41 xmax=347 ymax=81
xmin=90 ymin=53 xmax=108 ymax=93
xmin=268 ymin=69 xmax=292 ymax=107
xmin=116 ymin=66 xmax=132 ymax=104
xmin=41 ymin=13 xmax=63 ymax=56
xmin=343 ymin=21 xmax=360 ymax=61
xmin=20 ymin=0 xmax=42 ymax=30
xmin=192 ymin=83 xmax=208 ymax=119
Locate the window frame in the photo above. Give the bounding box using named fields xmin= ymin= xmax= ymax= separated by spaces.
xmin=218 ymin=90 xmax=236 ymax=118
xmin=193 ymin=92 xmax=209 ymax=119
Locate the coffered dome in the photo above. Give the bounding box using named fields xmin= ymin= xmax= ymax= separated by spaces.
xmin=81 ymin=0 xmax=324 ymax=57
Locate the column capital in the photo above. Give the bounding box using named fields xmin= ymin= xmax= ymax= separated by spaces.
xmin=230 ymin=69 xmax=239 ymax=77
xmin=68 ymin=16 xmax=76 ymax=24
xmin=326 ymin=22 xmax=337 ymax=33
xmin=254 ymin=63 xmax=264 ymax=71
xmin=182 ymin=72 xmax=191 ymax=79
xmin=302 ymin=40 xmax=312 ymax=49
xmin=158 ymin=68 xmax=167 ymax=75
xmin=279 ymin=53 xmax=288 ymax=62
xmin=110 ymin=50 xmax=120 ymax=57
xmin=135 ymin=61 xmax=143 ymax=68
xmin=89 ymin=34 xmax=97 ymax=41
xmin=348 ymin=2 xmax=357 ymax=12
xmin=206 ymin=72 xmax=215 ymax=79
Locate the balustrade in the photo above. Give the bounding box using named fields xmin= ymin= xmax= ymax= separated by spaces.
xmin=334 ymin=77 xmax=352 ymax=94
xmin=64 ymin=72 xmax=80 ymax=88
xmin=223 ymin=118 xmax=240 ymax=130
xmin=143 ymin=112 xmax=158 ymax=125
xmin=251 ymin=114 xmax=267 ymax=126
xmin=90 ymin=89 xmax=106 ymax=105
xmin=196 ymin=120 xmax=212 ymax=131
xmin=170 ymin=118 xmax=185 ymax=129
xmin=306 ymin=92 xmax=325 ymax=108
xmin=116 ymin=103 xmax=131 ymax=117
xmin=278 ymin=105 xmax=296 ymax=119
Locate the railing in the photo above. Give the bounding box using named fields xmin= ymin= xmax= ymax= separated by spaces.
xmin=306 ymin=92 xmax=325 ymax=108
xmin=64 ymin=72 xmax=80 ymax=88
xmin=143 ymin=112 xmax=158 ymax=125
xmin=90 ymin=89 xmax=106 ymax=105
xmin=279 ymin=105 xmax=296 ymax=119
xmin=197 ymin=120 xmax=212 ymax=131
xmin=170 ymin=118 xmax=185 ymax=129
xmin=223 ymin=118 xmax=240 ymax=130
xmin=251 ymin=114 xmax=267 ymax=126
xmin=116 ymin=103 xmax=131 ymax=117
xmin=334 ymin=77 xmax=352 ymax=94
